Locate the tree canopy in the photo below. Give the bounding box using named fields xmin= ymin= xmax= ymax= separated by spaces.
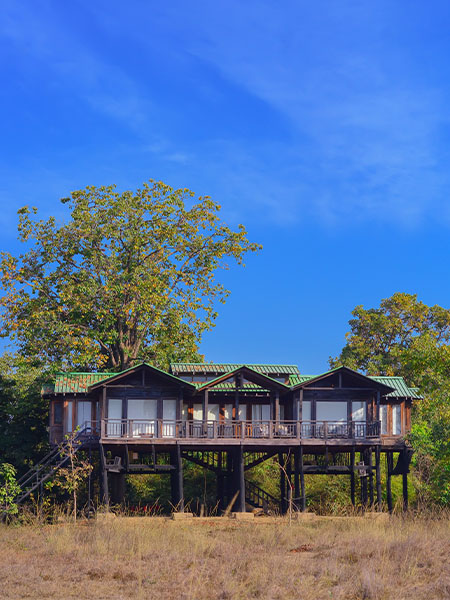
xmin=332 ymin=292 xmax=450 ymax=505
xmin=0 ymin=181 xmax=261 ymax=371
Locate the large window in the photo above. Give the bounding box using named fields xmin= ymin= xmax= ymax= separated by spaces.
xmin=380 ymin=405 xmax=388 ymax=435
xmin=128 ymin=399 xmax=157 ymax=437
xmin=302 ymin=400 xmax=312 ymax=421
xmin=251 ymin=404 xmax=270 ymax=422
xmin=316 ymin=401 xmax=347 ymax=422
xmin=351 ymin=401 xmax=366 ymax=422
xmin=207 ymin=404 xmax=220 ymax=421
xmin=66 ymin=401 xmax=73 ymax=433
xmin=392 ymin=404 xmax=402 ymax=435
xmin=77 ymin=401 xmax=92 ymax=429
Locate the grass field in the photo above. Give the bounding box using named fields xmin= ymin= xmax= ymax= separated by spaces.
xmin=0 ymin=513 xmax=449 ymax=600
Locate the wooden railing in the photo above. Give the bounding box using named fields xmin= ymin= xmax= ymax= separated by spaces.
xmin=100 ymin=419 xmax=381 ymax=440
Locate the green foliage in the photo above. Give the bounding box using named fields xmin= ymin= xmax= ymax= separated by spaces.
xmin=0 ymin=353 xmax=50 ymax=474
xmin=332 ymin=292 xmax=450 ymax=506
xmin=0 ymin=463 xmax=21 ymax=515
xmin=0 ymin=181 xmax=261 ymax=371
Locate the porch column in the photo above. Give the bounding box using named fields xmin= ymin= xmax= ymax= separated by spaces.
xmin=202 ymin=389 xmax=209 ymax=422
xmin=402 ymin=453 xmax=408 ymax=511
xmin=234 ymin=377 xmax=240 ymax=420
xmin=99 ymin=444 xmax=109 ymax=507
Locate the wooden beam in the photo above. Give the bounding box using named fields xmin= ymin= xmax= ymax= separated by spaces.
xmin=368 ymin=448 xmax=374 ymax=506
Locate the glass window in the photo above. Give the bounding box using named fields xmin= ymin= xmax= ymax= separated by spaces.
xmin=54 ymin=402 xmax=63 ymax=425
xmin=280 ymin=404 xmax=285 ymax=421
xmin=181 ymin=404 xmax=188 ymax=421
xmin=193 ymin=403 xmax=203 ymax=420
xmin=207 ymin=404 xmax=220 ymax=421
xmin=351 ymin=401 xmax=366 ymax=422
xmin=224 ymin=404 xmax=233 ymax=421
xmin=77 ymin=401 xmax=92 ymax=429
xmin=238 ymin=404 xmax=246 ymax=420
xmin=316 ymin=401 xmax=347 ymax=422
xmin=392 ymin=405 xmax=402 ymax=435
xmin=251 ymin=404 xmax=270 ymax=422
xmin=66 ymin=401 xmax=73 ymax=433
xmin=380 ymin=405 xmax=388 ymax=434
xmin=302 ymin=400 xmax=311 ymax=421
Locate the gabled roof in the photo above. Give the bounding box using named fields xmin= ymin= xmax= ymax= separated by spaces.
xmin=290 ymin=366 xmax=395 ymax=394
xmin=369 ymin=376 xmax=422 ymax=399
xmin=171 ymin=363 xmax=300 ymax=376
xmin=88 ymin=362 xmax=196 ymax=391
xmin=195 ymin=365 xmax=290 ymax=393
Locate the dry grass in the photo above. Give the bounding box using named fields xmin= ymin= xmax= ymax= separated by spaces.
xmin=0 ymin=513 xmax=449 ymax=600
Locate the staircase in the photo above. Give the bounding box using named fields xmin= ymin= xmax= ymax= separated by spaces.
xmin=13 ymin=427 xmax=96 ymax=506
xmin=244 ymin=479 xmax=279 ymax=511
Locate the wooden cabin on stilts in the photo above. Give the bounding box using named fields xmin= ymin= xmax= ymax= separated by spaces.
xmin=39 ymin=362 xmax=418 ymax=514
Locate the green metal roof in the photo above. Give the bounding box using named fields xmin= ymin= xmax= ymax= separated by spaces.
xmin=195 ymin=366 xmax=290 ymax=393
xmin=43 ymin=362 xmax=420 ymax=399
xmin=45 ymin=372 xmax=116 ymax=394
xmin=288 ymin=373 xmax=420 ymax=398
xmin=171 ymin=363 xmax=300 ymax=375
xmin=370 ymin=376 xmax=422 ymax=399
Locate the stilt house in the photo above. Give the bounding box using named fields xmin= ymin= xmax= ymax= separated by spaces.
xmin=37 ymin=362 xmax=418 ymax=512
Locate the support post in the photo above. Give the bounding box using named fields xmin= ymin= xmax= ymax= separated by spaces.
xmin=294 ymin=447 xmax=300 ymax=510
xmin=368 ymin=448 xmax=374 ymax=506
xmin=279 ymin=452 xmax=286 ymax=514
xmin=170 ymin=444 xmax=184 ymax=512
xmin=99 ymin=444 xmax=109 ymax=508
xmin=350 ymin=446 xmax=355 ymax=507
xmin=237 ymin=445 xmax=245 ymax=512
xmin=386 ymin=452 xmax=393 ymax=514
xmin=299 ymin=446 xmax=306 ymax=512
xmin=217 ymin=451 xmax=224 ymax=511
xmin=376 ymin=445 xmax=382 ymax=511
xmin=402 ymin=464 xmax=408 ymax=512
xmin=361 ymin=451 xmax=368 ymax=508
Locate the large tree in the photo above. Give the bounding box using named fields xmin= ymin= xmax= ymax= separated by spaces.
xmin=0 ymin=181 xmax=260 ymax=371
xmin=330 ymin=292 xmax=450 ymax=390
xmin=332 ymin=292 xmax=450 ymax=505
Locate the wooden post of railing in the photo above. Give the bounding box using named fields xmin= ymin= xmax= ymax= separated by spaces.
xmin=213 ymin=420 xmax=218 ymax=439
xmin=241 ymin=421 xmax=246 ymax=439
xmin=269 ymin=420 xmax=273 ymax=439
xmin=156 ymin=419 xmax=162 ymax=439
xmin=324 ymin=421 xmax=328 ymax=441
xmin=296 ymin=420 xmax=301 ymax=440
xmin=350 ymin=421 xmax=355 ymax=439
xmin=101 ymin=419 xmax=105 ymax=439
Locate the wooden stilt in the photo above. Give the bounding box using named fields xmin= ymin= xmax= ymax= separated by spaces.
xmin=294 ymin=447 xmax=300 ymax=510
xmin=386 ymin=452 xmax=393 ymax=514
xmin=368 ymin=448 xmax=374 ymax=507
xmin=299 ymin=446 xmax=306 ymax=512
xmin=375 ymin=445 xmax=382 ymax=511
xmin=279 ymin=452 xmax=286 ymax=514
xmin=171 ymin=444 xmax=184 ymax=511
xmin=361 ymin=452 xmax=368 ymax=508
xmin=217 ymin=451 xmax=224 ymax=511
xmin=237 ymin=446 xmax=245 ymax=512
xmin=402 ymin=462 xmax=408 ymax=512
xmin=350 ymin=447 xmax=355 ymax=507
xmin=99 ymin=444 xmax=109 ymax=507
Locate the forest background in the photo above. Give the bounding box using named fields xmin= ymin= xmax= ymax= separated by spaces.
xmin=0 ymin=186 xmax=449 ymax=513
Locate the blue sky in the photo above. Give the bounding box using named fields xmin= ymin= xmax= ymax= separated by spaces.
xmin=1 ymin=1 xmax=450 ymax=372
